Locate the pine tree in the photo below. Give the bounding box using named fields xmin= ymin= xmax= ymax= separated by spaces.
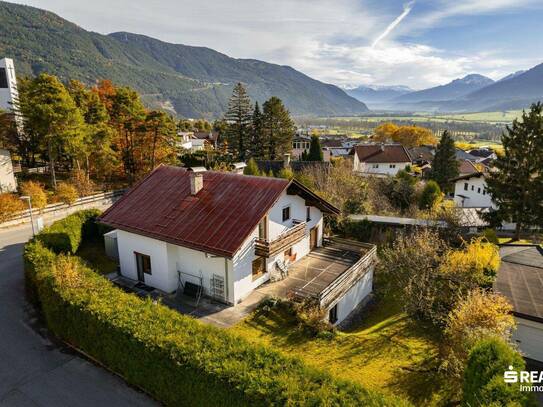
xmin=262 ymin=97 xmax=295 ymax=160
xmin=484 ymin=103 xmax=543 ymax=240
xmin=307 ymin=135 xmax=323 ymax=161
xmin=251 ymin=102 xmax=265 ymax=159
xmin=430 ymin=130 xmax=459 ymax=192
xmin=243 ymin=158 xmax=261 ymax=176
xmin=224 ymin=83 xmax=252 ymax=160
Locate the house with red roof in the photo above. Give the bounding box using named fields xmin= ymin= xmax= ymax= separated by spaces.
xmin=351 ymin=144 xmax=412 ymax=176
xmin=99 ymin=165 xmax=376 ymax=325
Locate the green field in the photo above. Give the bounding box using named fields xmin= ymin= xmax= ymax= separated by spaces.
xmin=329 ymin=110 xmax=522 ymax=124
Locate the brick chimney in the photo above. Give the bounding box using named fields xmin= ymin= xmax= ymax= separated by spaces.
xmin=190 ymin=172 xmax=203 ymax=195
xmin=283 ymin=153 xmax=291 ymax=168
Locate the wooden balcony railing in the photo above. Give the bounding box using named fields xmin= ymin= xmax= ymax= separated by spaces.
xmin=255 ymin=221 xmax=307 ymax=257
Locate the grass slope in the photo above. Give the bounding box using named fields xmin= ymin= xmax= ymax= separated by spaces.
xmin=231 ymin=300 xmax=450 ymax=405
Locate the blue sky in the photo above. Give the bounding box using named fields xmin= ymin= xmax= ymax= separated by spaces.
xmin=13 ymin=0 xmax=543 ymax=89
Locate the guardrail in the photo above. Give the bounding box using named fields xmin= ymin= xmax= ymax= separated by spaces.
xmin=255 ymin=221 xmax=307 ymax=257
xmin=1 ymin=190 xmax=125 ymax=228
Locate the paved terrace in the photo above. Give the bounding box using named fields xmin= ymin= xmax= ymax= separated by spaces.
xmin=110 ymin=239 xmax=372 ymax=328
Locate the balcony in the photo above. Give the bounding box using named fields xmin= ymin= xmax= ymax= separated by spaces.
xmin=255 ymin=221 xmax=307 ymax=258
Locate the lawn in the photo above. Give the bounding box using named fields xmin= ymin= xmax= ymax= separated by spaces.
xmin=76 ymin=238 xmax=118 ymax=275
xmin=230 ymin=298 xmax=451 ymax=405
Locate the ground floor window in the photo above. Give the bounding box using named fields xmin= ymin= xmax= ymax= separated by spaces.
xmin=329 ymin=304 xmax=338 ymax=324
xmin=252 ymin=256 xmax=266 ymax=281
xmin=135 ymin=252 xmax=151 ymax=282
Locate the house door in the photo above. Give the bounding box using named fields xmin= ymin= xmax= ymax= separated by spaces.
xmin=310 ymin=226 xmax=318 ymax=250
xmin=135 ymin=252 xmax=151 ymax=282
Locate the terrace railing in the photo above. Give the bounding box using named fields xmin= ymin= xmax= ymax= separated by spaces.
xmin=254 ymin=221 xmax=307 ymax=257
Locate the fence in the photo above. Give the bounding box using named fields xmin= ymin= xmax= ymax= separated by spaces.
xmin=1 ymin=190 xmax=125 ymax=229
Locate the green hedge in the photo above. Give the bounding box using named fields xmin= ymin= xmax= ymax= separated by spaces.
xmin=25 ymin=211 xmax=408 ymax=406
xmin=35 ymin=209 xmax=101 ymax=253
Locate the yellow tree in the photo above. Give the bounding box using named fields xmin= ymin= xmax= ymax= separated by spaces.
xmin=373 ymin=123 xmax=399 ymax=142
xmin=392 ymin=125 xmax=437 ymax=148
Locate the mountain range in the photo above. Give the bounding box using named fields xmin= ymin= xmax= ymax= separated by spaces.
xmin=0 ymin=1 xmax=368 ymax=118
xmin=345 ymin=85 xmax=413 ymax=107
xmin=348 ymin=69 xmax=543 ymax=113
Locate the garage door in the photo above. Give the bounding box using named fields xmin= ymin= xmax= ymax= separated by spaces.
xmin=513 ymin=318 xmax=543 ymax=362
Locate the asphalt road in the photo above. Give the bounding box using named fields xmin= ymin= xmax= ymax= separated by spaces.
xmin=0 ymin=224 xmax=156 ymax=407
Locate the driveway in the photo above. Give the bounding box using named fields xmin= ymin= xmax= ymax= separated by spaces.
xmin=0 ymin=224 xmax=156 ymax=407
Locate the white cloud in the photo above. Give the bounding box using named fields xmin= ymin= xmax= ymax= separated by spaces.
xmin=11 ymin=0 xmax=543 ymax=89
xmin=372 ymin=1 xmax=415 ymax=48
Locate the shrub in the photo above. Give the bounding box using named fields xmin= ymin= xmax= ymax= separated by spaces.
xmin=20 ymin=180 xmax=47 ymax=210
xmin=441 ymin=237 xmax=500 ymax=289
xmin=441 ymin=290 xmax=515 ymax=381
xmin=0 ymin=193 xmax=24 ymax=223
xmin=419 ymin=180 xmax=442 ymax=210
xmin=290 ymin=297 xmax=333 ymax=336
xmin=482 ymin=228 xmax=499 ymax=245
xmin=70 ymin=169 xmax=96 ymax=196
xmin=243 ymin=158 xmax=261 ymax=176
xmin=24 ymin=212 xmax=406 ymax=407
xmin=463 ymin=337 xmax=533 ymax=406
xmin=277 ymin=167 xmax=294 ymax=180
xmin=56 ymin=182 xmax=79 ymax=205
xmin=36 ymin=209 xmax=101 ymax=254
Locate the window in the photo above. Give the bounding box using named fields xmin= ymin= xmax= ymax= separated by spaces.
xmin=372 ymin=164 xmax=379 ymax=168
xmin=329 ymin=304 xmax=338 ymax=324
xmin=464 ymin=183 xmax=468 ymax=191
xmin=282 ymin=206 xmax=291 ymax=222
xmin=477 ymin=187 xmax=481 ymax=194
xmin=483 ymin=189 xmax=486 ymax=195
xmin=389 ymin=164 xmax=396 ymax=168
xmin=0 ymin=68 xmax=7 ymax=89
xmin=135 ymin=252 xmax=152 ymax=275
xmin=306 ymin=207 xmax=311 ymax=222
xmin=252 ymin=257 xmax=266 ymax=280
xmin=471 ymin=185 xmax=474 ymax=191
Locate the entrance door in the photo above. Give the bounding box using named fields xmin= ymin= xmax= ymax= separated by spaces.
xmin=310 ymin=226 xmax=318 ymax=250
xmin=135 ymin=252 xmax=151 ymax=282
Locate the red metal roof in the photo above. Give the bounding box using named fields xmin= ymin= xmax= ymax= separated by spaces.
xmin=353 ymin=144 xmax=412 ymax=163
xmin=99 ymin=165 xmax=337 ymax=257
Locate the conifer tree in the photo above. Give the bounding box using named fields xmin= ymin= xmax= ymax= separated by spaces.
xmin=262 ymin=97 xmax=295 ymax=160
xmin=307 ymin=135 xmax=324 ymax=161
xmin=251 ymin=102 xmax=265 ymax=159
xmin=224 ymin=83 xmax=252 ymax=160
xmin=430 ymin=130 xmax=459 ymax=192
xmin=243 ymin=158 xmax=261 ymax=176
xmin=484 ymin=103 xmax=543 ymax=240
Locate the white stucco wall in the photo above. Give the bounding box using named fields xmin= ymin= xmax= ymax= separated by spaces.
xmin=116 ymin=229 xmax=172 ymax=291
xmin=0 ymin=149 xmax=17 ymax=192
xmin=114 ymin=190 xmax=326 ymax=305
xmin=454 ymin=176 xmax=494 ymax=208
xmin=328 ymin=266 xmax=374 ymax=325
xmin=513 ymin=317 xmax=543 ymax=362
xmin=0 ymin=58 xmax=19 ymax=112
xmin=353 ymin=154 xmax=410 ymax=176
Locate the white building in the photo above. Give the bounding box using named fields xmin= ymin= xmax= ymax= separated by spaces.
xmin=99 ymin=165 xmax=376 ymax=325
xmin=0 ymin=149 xmax=17 ymax=192
xmin=452 ymin=172 xmax=494 ymax=208
xmin=0 ymin=58 xmax=19 ymax=113
xmin=351 ymin=144 xmax=412 ymax=176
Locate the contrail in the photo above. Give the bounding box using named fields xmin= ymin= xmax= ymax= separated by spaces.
xmin=372 ymin=1 xmax=415 ymax=48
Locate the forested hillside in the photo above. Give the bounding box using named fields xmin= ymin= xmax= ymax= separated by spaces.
xmin=0 ymin=1 xmax=368 ymax=118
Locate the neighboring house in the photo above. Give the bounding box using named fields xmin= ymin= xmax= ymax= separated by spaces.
xmin=458 ymin=159 xmax=479 ymax=176
xmin=351 ymin=144 xmax=412 ymax=176
xmin=408 ymin=145 xmax=435 ymax=166
xmin=467 ymin=148 xmax=497 ymax=163
xmin=452 ymin=172 xmax=494 ymax=208
xmin=256 ymin=154 xmax=332 ymax=175
xmin=496 ymin=246 xmax=543 ymax=362
xmin=291 ymin=136 xmax=311 ymax=159
xmin=0 ymin=58 xmax=18 ymax=112
xmin=0 ymin=149 xmax=17 ymax=192
xmin=178 ymin=132 xmax=194 ymax=150
xmin=99 ymin=166 xmax=375 ymax=325
xmin=455 ymin=148 xmax=478 ymax=162
xmin=193 ymin=131 xmax=219 ymax=148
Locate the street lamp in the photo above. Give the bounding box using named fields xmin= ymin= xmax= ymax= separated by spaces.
xmin=20 ymin=195 xmax=35 ymax=237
